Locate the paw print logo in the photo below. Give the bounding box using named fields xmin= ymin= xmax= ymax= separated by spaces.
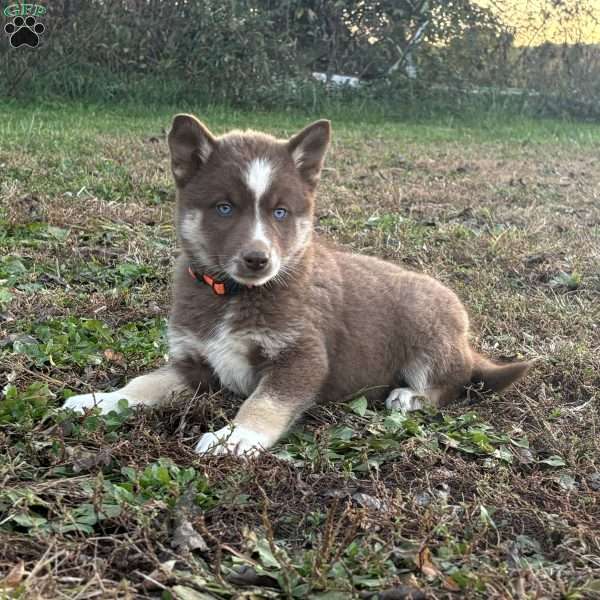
xmin=4 ymin=16 xmax=45 ymax=48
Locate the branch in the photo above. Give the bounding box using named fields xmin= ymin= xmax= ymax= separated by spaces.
xmin=386 ymin=18 xmax=430 ymax=77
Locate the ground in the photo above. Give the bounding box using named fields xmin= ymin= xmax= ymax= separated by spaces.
xmin=0 ymin=101 xmax=599 ymax=599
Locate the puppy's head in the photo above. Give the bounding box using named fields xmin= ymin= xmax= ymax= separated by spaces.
xmin=168 ymin=115 xmax=330 ymax=286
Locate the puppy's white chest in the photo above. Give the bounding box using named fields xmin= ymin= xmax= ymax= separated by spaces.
xmin=203 ymin=325 xmax=258 ymax=397
xmin=168 ymin=323 xmax=297 ymax=397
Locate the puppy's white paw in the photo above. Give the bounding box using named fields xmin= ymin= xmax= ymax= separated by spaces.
xmin=385 ymin=388 xmax=425 ymax=413
xmin=195 ymin=425 xmax=270 ymax=456
xmin=62 ymin=391 xmax=129 ymax=415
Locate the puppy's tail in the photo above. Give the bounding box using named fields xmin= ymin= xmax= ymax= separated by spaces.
xmin=470 ymin=351 xmax=532 ymax=392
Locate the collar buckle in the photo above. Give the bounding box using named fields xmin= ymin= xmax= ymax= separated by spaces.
xmin=188 ymin=266 xmax=239 ymax=296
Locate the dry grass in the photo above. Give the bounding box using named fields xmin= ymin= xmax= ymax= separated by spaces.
xmin=0 ymin=102 xmax=599 ymax=599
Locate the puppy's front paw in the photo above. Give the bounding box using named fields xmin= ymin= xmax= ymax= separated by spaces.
xmin=62 ymin=391 xmax=128 ymax=415
xmin=195 ymin=425 xmax=270 ymax=456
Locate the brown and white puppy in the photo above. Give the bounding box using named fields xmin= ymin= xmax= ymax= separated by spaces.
xmin=63 ymin=115 xmax=532 ymax=455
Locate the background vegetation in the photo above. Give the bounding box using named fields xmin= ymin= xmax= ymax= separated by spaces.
xmin=1 ymin=0 xmax=599 ymax=119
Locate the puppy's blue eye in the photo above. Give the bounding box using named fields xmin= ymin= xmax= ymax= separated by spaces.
xmin=273 ymin=207 xmax=288 ymax=220
xmin=216 ymin=203 xmax=233 ymax=217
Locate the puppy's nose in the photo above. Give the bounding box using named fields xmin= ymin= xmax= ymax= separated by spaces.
xmin=243 ymin=251 xmax=269 ymax=271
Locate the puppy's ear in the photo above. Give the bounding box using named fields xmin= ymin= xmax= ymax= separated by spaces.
xmin=286 ymin=120 xmax=331 ymax=189
xmin=168 ymin=114 xmax=216 ymax=186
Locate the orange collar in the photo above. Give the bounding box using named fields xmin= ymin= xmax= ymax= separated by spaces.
xmin=187 ymin=265 xmax=242 ymax=296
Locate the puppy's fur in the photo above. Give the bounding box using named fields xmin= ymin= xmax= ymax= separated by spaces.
xmin=64 ymin=115 xmax=531 ymax=454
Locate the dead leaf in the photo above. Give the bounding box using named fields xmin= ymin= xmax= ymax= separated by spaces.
xmin=0 ymin=561 xmax=25 ymax=588
xmin=414 ymin=548 xmax=459 ymax=591
xmin=69 ymin=447 xmax=112 ymax=473
xmin=414 ymin=491 xmax=432 ymax=507
xmin=171 ymin=517 xmax=208 ymax=552
xmin=171 ymin=586 xmax=215 ymax=600
xmin=226 ymin=565 xmax=279 ymax=588
xmin=516 ymin=447 xmax=535 ymax=465
xmin=352 ymin=492 xmax=386 ymax=511
xmin=588 ymin=473 xmax=600 ymax=491
xmin=442 ymin=576 xmax=461 ymax=592
xmin=103 ymin=349 xmax=126 ymax=366
xmin=416 ymin=548 xmax=439 ymax=578
xmin=415 ymin=547 xmax=441 ymax=579
xmin=375 ymin=586 xmax=427 ymax=599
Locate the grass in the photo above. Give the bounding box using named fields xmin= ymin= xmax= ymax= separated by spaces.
xmin=1 ymin=100 xmax=600 ymax=598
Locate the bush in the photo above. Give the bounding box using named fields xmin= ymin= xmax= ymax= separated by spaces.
xmin=1 ymin=0 xmax=598 ymax=119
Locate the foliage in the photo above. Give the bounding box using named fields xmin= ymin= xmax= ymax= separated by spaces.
xmin=1 ymin=0 xmax=598 ymax=118
xmin=0 ymin=456 xmax=217 ymax=534
xmin=0 ymin=383 xmax=54 ymax=426
xmin=117 ymin=458 xmax=217 ymax=510
xmin=277 ymin=404 xmax=565 ymax=473
xmin=0 ymin=255 xmax=28 ymax=307
xmin=0 ymin=221 xmax=70 ymax=249
xmin=6 ymin=316 xmax=167 ymax=370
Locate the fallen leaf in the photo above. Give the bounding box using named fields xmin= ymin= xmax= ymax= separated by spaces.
xmin=540 ymin=455 xmax=566 ymax=467
xmin=171 ymin=585 xmax=215 ymax=600
xmin=413 ymin=548 xmax=458 ymax=591
xmin=352 ymin=492 xmax=386 ymax=511
xmin=516 ymin=447 xmax=535 ymax=464
xmin=414 ymin=491 xmax=432 ymax=507
xmin=588 ymin=473 xmax=600 ymax=491
xmin=0 ymin=561 xmax=25 ymax=588
xmin=371 ymin=586 xmax=427 ymax=599
xmin=70 ymin=447 xmax=112 ymax=473
xmin=103 ymin=348 xmax=126 ymax=366
xmin=226 ymin=565 xmax=279 ymax=588
xmin=415 ymin=547 xmax=441 ymax=579
xmin=171 ymin=517 xmax=208 ymax=552
xmin=442 ymin=576 xmax=461 ymax=592
xmin=557 ymin=473 xmax=577 ymax=491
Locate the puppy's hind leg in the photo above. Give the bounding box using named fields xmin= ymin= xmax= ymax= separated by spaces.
xmin=62 ymin=367 xmax=187 ymax=415
xmin=386 ymin=387 xmax=427 ymax=413
xmin=386 ymin=353 xmax=470 ymax=413
xmin=386 ymin=358 xmax=433 ymax=413
xmin=385 ymin=386 xmax=456 ymax=413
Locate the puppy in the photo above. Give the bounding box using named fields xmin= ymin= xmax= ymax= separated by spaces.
xmin=64 ymin=115 xmax=531 ymax=454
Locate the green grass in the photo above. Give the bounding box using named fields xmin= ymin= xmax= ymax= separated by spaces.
xmin=3 ymin=98 xmax=600 ymax=146
xmin=1 ymin=100 xmax=599 ymax=598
